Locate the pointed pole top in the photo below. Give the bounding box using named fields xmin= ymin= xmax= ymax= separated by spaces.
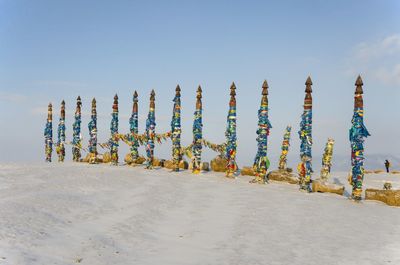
xmin=304 ymin=76 xmax=312 ymax=110
xmin=47 ymin=103 xmax=52 ymax=120
xmin=133 ymin=91 xmax=139 ymax=112
xmin=305 ymin=76 xmax=313 ymax=93
xmin=262 ymin=80 xmax=269 ymax=88
xmin=230 ymin=82 xmax=236 ymax=96
xmin=355 ymin=75 xmax=363 ymax=86
xmin=91 ymin=98 xmax=97 ymax=116
xmin=229 ymin=82 xmax=236 ymax=107
xmin=175 ymin=85 xmax=181 ymax=96
xmin=354 ymin=75 xmax=364 ymax=108
xmin=132 ymin=90 xmax=139 ymax=112
xmin=150 ymin=89 xmax=156 ymax=108
xmin=355 ymin=75 xmax=363 ymax=94
xmin=76 ymin=96 xmax=82 ymax=114
xmin=196 ymin=85 xmax=202 ymax=99
xmin=196 ymin=85 xmax=202 ymax=109
xmin=305 ymin=76 xmax=313 ymax=85
xmin=60 ymin=100 xmax=65 ymax=118
xmin=113 ymin=94 xmax=119 ymax=112
xmin=262 ymin=80 xmax=269 ymax=95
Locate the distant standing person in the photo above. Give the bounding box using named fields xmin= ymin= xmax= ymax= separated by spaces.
xmin=384 ymin=159 xmax=390 ymax=173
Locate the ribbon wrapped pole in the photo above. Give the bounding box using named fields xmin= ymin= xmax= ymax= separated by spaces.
xmin=145 ymin=90 xmax=156 ymax=169
xmin=225 ymin=82 xmax=237 ymax=178
xmin=72 ymin=96 xmax=82 ymax=161
xmin=251 ymin=80 xmax=272 ymax=184
xmin=349 ymin=75 xmax=370 ymax=201
xmin=171 ymin=85 xmax=182 ymax=171
xmin=298 ymin=76 xmax=313 ymax=192
xmin=278 ymin=125 xmax=292 ymax=170
xmin=320 ymin=138 xmax=335 ymax=181
xmin=129 ymin=91 xmax=140 ymax=160
xmin=88 ymin=98 xmax=98 ymax=163
xmin=56 ymin=100 xmax=66 ymax=162
xmin=192 ymin=86 xmax=203 ymax=174
xmin=109 ymin=94 xmax=119 ymax=165
xmin=44 ymin=103 xmax=53 ymax=162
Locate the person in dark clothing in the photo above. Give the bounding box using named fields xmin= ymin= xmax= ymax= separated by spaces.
xmin=384 ymin=160 xmax=390 ymax=173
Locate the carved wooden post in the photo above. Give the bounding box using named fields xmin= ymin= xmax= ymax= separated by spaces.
xmin=251 ymin=80 xmax=272 ymax=184
xmin=72 ymin=96 xmax=82 ymax=162
xmin=298 ymin=76 xmax=313 ymax=192
xmin=192 ymin=86 xmax=203 ymax=174
xmin=171 ymin=85 xmax=182 ymax=171
xmin=56 ymin=100 xmax=66 ymax=162
xmin=44 ymin=103 xmax=53 ymax=162
xmin=349 ymin=75 xmax=370 ymax=200
xmin=225 ymin=82 xmax=237 ymax=178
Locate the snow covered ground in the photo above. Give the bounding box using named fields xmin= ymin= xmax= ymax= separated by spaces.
xmin=0 ymin=163 xmax=399 ymax=265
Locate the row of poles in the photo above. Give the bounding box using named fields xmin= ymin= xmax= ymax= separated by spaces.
xmin=44 ymin=75 xmax=370 ymax=201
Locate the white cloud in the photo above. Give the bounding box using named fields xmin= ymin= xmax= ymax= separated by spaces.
xmin=33 ymin=80 xmax=88 ymax=88
xmin=349 ymin=34 xmax=400 ymax=86
xmin=355 ymin=34 xmax=400 ymax=61
xmin=0 ymin=92 xmax=27 ymax=103
xmin=375 ymin=64 xmax=400 ymax=85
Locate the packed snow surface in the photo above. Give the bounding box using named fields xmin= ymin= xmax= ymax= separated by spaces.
xmin=0 ymin=163 xmax=399 ymax=265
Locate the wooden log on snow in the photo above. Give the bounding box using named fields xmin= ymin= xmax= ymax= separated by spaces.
xmin=241 ymin=166 xmax=255 ymax=176
xmin=365 ymin=189 xmax=400 ymax=206
xmin=312 ymin=179 xmax=344 ymax=195
xmin=210 ymin=155 xmax=228 ymax=172
xmin=268 ymin=169 xmax=299 ymax=184
xmin=124 ymin=154 xmax=146 ymax=165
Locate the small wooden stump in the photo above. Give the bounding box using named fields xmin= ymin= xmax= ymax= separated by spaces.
xmin=163 ymin=160 xmax=188 ymax=170
xmin=81 ymin=154 xmax=90 ymax=163
xmin=365 ymin=189 xmax=400 ymax=206
xmin=102 ymin=152 xmax=111 ymax=163
xmin=201 ymin=162 xmax=210 ymax=171
xmin=268 ymin=169 xmax=299 ymax=184
xmin=241 ymin=166 xmax=255 ymax=176
xmin=124 ymin=154 xmax=146 ymax=165
xmin=179 ymin=160 xmax=189 ymax=170
xmin=312 ymin=179 xmax=344 ymax=196
xmin=163 ymin=160 xmax=174 ymax=169
xmin=188 ymin=161 xmax=209 ymax=172
xmin=211 ymin=156 xmax=227 ymax=172
xmin=152 ymin=158 xmax=164 ymax=167
xmin=81 ymin=153 xmax=102 ymax=163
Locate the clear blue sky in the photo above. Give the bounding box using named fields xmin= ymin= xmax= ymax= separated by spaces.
xmin=1 ymin=0 xmax=399 ymax=169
